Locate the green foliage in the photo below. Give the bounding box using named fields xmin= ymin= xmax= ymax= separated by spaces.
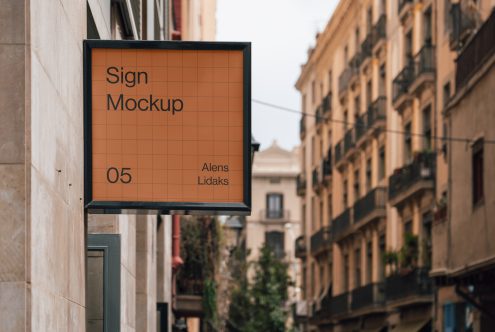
xmin=384 ymin=233 xmax=419 ymax=274
xmin=227 ymin=244 xmax=291 ymax=332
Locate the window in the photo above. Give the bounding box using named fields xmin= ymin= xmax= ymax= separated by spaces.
xmin=311 ymin=136 xmax=315 ymax=165
xmin=311 ymin=263 xmax=316 ymax=297
xmin=442 ymin=123 xmax=448 ymax=157
xmin=328 ymin=70 xmax=333 ymax=92
xmin=423 ymin=105 xmax=432 ymax=150
xmin=319 ymin=200 xmax=323 ymax=229
xmin=379 ymin=235 xmax=386 ymax=281
xmin=312 ymin=81 xmax=316 ymax=103
xmin=343 ymin=254 xmax=349 ymax=291
xmin=343 ymin=179 xmax=348 ymax=208
xmin=344 ymin=45 xmax=349 ymax=64
xmin=312 ymin=197 xmax=317 ymax=230
xmin=405 ymin=30 xmax=413 ymax=63
xmin=355 ymin=27 xmax=360 ymax=50
xmin=328 ymin=194 xmax=333 ymax=221
xmin=379 ymin=64 xmax=386 ymax=96
xmin=444 ymin=0 xmax=452 ymax=33
xmin=472 ymin=139 xmax=484 ymax=205
xmin=380 ymin=0 xmax=387 ymax=16
xmin=344 ymin=110 xmax=349 ymax=130
xmin=319 ymin=264 xmax=325 ymax=294
xmin=379 ymin=147 xmax=385 ymax=180
xmin=366 ymin=241 xmax=372 ymax=283
xmin=265 ymin=231 xmax=285 ymax=259
xmin=404 ymin=122 xmax=412 ymax=163
xmin=424 ymin=6 xmax=433 ymax=45
xmin=157 ymin=303 xmax=168 ymax=332
xmin=422 ymin=212 xmax=433 ymax=268
xmin=302 ymin=266 xmax=307 ymax=298
xmin=354 ymin=169 xmax=360 ymax=200
xmin=354 ymin=95 xmax=361 ymax=118
xmin=87 ymin=234 xmax=121 ymax=332
xmin=266 ymin=193 xmax=283 ymax=218
xmin=366 ymin=159 xmax=372 ymax=192
xmin=366 ymin=80 xmax=372 ymax=108
xmin=355 ymin=247 xmax=361 ymax=288
xmin=404 ymin=220 xmax=413 ymax=236
xmin=367 ymin=7 xmax=373 ymax=33
xmin=443 ymin=82 xmax=451 ymax=108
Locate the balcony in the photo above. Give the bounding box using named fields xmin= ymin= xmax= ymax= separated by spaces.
xmin=338 ymin=66 xmax=353 ymax=98
xmin=456 ymin=9 xmax=495 ymax=90
xmin=367 ymin=96 xmax=386 ymax=131
xmin=329 ymin=292 xmax=350 ymax=317
xmin=296 ymin=174 xmax=306 ymax=197
xmin=343 ymin=128 xmax=355 ymax=156
xmin=354 ymin=114 xmax=367 ymax=143
xmin=295 ymin=235 xmax=307 ymax=258
xmin=351 ymin=282 xmax=385 ymax=311
xmin=372 ymin=14 xmax=387 ymax=50
xmin=449 ymin=2 xmax=479 ymax=52
xmin=361 ymin=32 xmax=373 ymax=64
xmin=322 ymin=149 xmax=332 ymax=180
xmin=334 ymin=141 xmax=343 ymax=165
xmin=392 ymin=62 xmax=414 ymax=110
xmin=388 ymin=152 xmax=436 ymax=207
xmin=385 ymin=268 xmax=433 ymax=305
xmin=315 ymin=105 xmax=324 ymax=129
xmin=299 ymin=115 xmax=306 ymax=139
xmin=332 ymin=208 xmax=352 ymax=240
xmin=349 ymin=52 xmax=363 ymax=79
xmin=312 ymin=167 xmax=321 ymax=192
xmin=322 ymin=92 xmax=332 ymax=116
xmin=398 ymin=0 xmax=413 ymax=20
xmin=410 ymin=44 xmax=435 ymax=94
xmin=353 ymin=187 xmax=387 ymax=227
xmin=260 ymin=209 xmax=290 ymax=221
xmin=310 ymin=226 xmax=332 ymax=256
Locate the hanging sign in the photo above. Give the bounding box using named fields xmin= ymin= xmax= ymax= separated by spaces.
xmin=84 ymin=40 xmax=251 ymax=213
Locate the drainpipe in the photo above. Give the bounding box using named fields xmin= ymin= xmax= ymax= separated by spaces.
xmin=172 ymin=214 xmax=183 ymax=270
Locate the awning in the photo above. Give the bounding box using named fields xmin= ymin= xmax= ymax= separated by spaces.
xmin=391 ymin=319 xmax=430 ymax=332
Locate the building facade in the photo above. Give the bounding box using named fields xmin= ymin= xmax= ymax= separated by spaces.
xmin=245 ymin=141 xmax=302 ymax=312
xmin=0 ymin=1 xmax=216 ymax=332
xmin=295 ymin=1 xmax=494 ymax=331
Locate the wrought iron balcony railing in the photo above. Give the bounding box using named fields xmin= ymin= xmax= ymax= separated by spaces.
xmin=322 ymin=154 xmax=332 ymax=178
xmin=330 ymin=292 xmax=350 ymax=317
xmin=385 ymin=268 xmax=433 ymax=302
xmin=449 ymin=2 xmax=479 ymax=51
xmin=392 ymin=62 xmax=414 ymax=104
xmin=315 ymin=105 xmax=324 ymax=126
xmin=388 ymin=152 xmax=436 ymax=201
xmin=367 ymin=96 xmax=386 ymax=130
xmin=456 ymin=9 xmax=495 ymax=89
xmin=295 ymin=235 xmax=307 ymax=258
xmin=351 ymin=282 xmax=385 ymax=311
xmin=312 ymin=167 xmax=320 ymax=191
xmin=354 ymin=114 xmax=367 ymax=142
xmin=372 ymin=15 xmax=387 ymax=49
xmin=322 ymin=93 xmax=332 ymax=114
xmin=338 ymin=66 xmax=353 ymax=95
xmin=296 ymin=173 xmax=306 ymax=196
xmin=310 ymin=226 xmax=332 ymax=255
xmin=343 ymin=128 xmax=355 ymax=155
xmin=332 ymin=208 xmax=351 ymax=240
xmin=361 ymin=33 xmax=373 ymax=60
xmin=300 ymin=115 xmax=306 ymax=137
xmin=353 ymin=187 xmax=387 ymax=224
xmin=334 ymin=141 xmax=343 ymax=164
xmin=413 ymin=44 xmax=435 ymax=79
xmin=260 ymin=209 xmax=290 ymax=220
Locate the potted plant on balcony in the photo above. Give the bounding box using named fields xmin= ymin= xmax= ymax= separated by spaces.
xmin=383 ymin=251 xmax=399 ymax=274
xmin=398 ymin=233 xmax=419 ymax=275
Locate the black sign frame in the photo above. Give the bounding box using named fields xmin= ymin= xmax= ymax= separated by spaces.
xmin=83 ymin=40 xmax=251 ymax=214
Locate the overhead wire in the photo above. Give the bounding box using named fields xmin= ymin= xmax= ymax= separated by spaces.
xmin=252 ymin=98 xmax=495 ymax=145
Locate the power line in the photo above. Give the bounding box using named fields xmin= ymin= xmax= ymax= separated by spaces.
xmin=252 ymin=98 xmax=495 ymax=145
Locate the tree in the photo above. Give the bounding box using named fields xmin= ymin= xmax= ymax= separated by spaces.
xmin=227 ymin=245 xmax=291 ymax=332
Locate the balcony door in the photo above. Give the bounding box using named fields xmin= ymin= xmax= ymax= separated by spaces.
xmin=266 ymin=193 xmax=284 ymax=219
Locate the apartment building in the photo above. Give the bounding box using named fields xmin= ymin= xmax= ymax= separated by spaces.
xmin=0 ymin=1 xmax=216 ymax=332
xmin=246 ymin=141 xmax=302 ymax=299
xmin=295 ymin=1 xmax=494 ymax=331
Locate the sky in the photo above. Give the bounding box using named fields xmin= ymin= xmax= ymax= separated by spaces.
xmin=216 ymin=0 xmax=339 ymax=151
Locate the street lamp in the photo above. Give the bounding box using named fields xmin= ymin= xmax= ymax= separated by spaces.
xmin=251 ymin=136 xmax=260 ymax=165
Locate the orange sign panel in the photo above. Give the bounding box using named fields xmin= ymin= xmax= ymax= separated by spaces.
xmin=84 ymin=41 xmax=251 ymax=212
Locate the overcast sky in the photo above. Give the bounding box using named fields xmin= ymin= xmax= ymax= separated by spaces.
xmin=216 ymin=0 xmax=339 ymax=151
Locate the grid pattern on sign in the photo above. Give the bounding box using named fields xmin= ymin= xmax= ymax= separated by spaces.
xmin=91 ymin=48 xmax=244 ymax=203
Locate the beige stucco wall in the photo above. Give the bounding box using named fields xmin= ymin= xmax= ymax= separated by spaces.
xmin=448 ymin=57 xmax=495 ymax=274
xmin=246 ymin=142 xmax=302 ymax=301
